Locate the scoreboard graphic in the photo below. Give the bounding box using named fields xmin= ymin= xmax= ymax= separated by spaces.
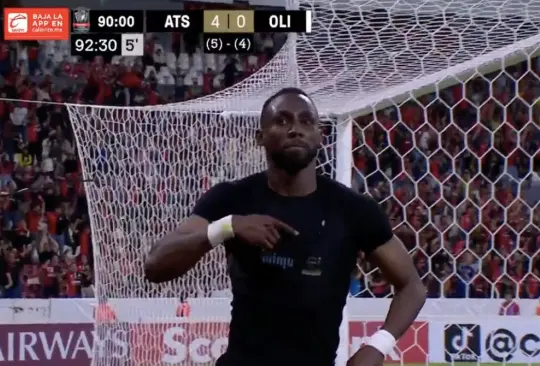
xmin=3 ymin=7 xmax=312 ymax=56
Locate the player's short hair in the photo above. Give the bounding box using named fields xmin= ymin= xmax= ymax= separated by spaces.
xmin=260 ymin=87 xmax=312 ymax=121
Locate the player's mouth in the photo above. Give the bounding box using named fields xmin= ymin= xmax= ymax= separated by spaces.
xmin=283 ymin=140 xmax=309 ymax=149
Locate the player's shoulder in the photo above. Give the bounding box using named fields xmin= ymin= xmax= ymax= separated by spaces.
xmin=192 ymin=173 xmax=266 ymax=220
xmin=210 ymin=173 xmax=265 ymax=190
xmin=318 ymin=176 xmax=393 ymax=250
xmin=234 ymin=171 xmax=268 ymax=188
xmin=317 ymin=175 xmax=381 ymax=215
xmin=208 ymin=172 xmax=266 ymax=195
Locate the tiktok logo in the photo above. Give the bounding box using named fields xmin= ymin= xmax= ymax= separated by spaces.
xmin=444 ymin=324 xmax=481 ymax=362
xmin=452 ymin=327 xmax=475 ymax=351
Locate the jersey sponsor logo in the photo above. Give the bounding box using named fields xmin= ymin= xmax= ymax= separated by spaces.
xmin=349 ymin=321 xmax=429 ymax=363
xmin=444 ymin=324 xmax=481 ymax=362
xmin=260 ymin=252 xmax=294 ymax=269
xmin=301 ymin=256 xmax=322 ymax=276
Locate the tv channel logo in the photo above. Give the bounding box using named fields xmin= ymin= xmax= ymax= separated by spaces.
xmin=7 ymin=12 xmax=28 ymax=33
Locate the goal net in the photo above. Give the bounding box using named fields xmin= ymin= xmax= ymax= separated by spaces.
xmin=66 ymin=0 xmax=540 ymax=365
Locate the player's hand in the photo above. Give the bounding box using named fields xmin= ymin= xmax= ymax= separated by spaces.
xmin=347 ymin=346 xmax=384 ymax=366
xmin=231 ymin=215 xmax=299 ymax=249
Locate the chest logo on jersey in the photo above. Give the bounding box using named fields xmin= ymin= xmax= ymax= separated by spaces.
xmin=301 ymin=256 xmax=322 ymax=276
xmin=260 ymin=252 xmax=294 ymax=269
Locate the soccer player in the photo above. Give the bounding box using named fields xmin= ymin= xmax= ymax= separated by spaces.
xmin=144 ymin=88 xmax=427 ymax=366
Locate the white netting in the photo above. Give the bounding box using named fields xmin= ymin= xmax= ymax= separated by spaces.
xmin=166 ymin=0 xmax=540 ymax=114
xmin=69 ymin=109 xmax=337 ymax=365
xmin=64 ymin=1 xmax=540 ymax=365
xmin=70 ymin=110 xmax=336 ymax=300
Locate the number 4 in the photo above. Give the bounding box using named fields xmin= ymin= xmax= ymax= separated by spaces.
xmin=211 ymin=15 xmax=220 ymax=28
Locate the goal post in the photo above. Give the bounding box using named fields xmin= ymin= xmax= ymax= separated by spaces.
xmin=64 ymin=1 xmax=540 ymax=365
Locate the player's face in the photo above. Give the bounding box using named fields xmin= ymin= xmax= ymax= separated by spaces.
xmin=257 ymin=94 xmax=322 ymax=174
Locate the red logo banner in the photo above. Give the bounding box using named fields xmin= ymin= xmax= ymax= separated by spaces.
xmin=349 ymin=321 xmax=429 ymax=363
xmin=0 ymin=323 xmax=128 ymax=365
xmin=0 ymin=321 xmax=428 ymax=364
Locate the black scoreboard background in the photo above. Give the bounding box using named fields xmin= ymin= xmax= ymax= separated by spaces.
xmin=1 ymin=6 xmax=308 ymax=55
xmin=71 ymin=9 xmax=308 ymax=34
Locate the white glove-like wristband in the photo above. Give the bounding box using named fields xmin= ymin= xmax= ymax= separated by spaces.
xmin=207 ymin=215 xmax=234 ymax=248
xmin=366 ymin=329 xmax=396 ymax=356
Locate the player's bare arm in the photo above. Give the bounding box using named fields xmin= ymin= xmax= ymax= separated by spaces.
xmin=144 ymin=215 xmax=213 ymax=283
xmin=370 ymin=236 xmax=426 ymax=338
xmin=348 ymin=235 xmax=426 ymax=366
xmin=145 ymin=215 xmax=297 ymax=282
xmin=144 ymin=183 xmax=298 ymax=283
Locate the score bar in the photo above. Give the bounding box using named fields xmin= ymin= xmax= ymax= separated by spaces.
xmin=146 ymin=10 xmax=313 ymax=33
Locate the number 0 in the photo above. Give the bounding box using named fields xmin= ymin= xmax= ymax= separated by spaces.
xmin=211 ymin=15 xmax=220 ymax=28
xmin=237 ymin=15 xmax=246 ymax=28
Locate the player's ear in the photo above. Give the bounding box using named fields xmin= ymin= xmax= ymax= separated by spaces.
xmin=255 ymin=129 xmax=264 ymax=146
xmin=316 ymin=127 xmax=323 ymax=147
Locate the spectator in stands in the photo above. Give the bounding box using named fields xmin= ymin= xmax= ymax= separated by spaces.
xmin=499 ymin=292 xmax=521 ymax=315
xmin=95 ymin=296 xmax=117 ymax=323
xmin=80 ymin=272 xmax=94 ymax=297
xmin=41 ymin=252 xmax=61 ymax=298
xmin=2 ymin=246 xmax=22 ymax=298
xmin=176 ymin=298 xmax=191 ymax=317
xmin=351 ymin=61 xmax=540 ymax=299
xmin=349 ymin=264 xmax=365 ymax=298
xmin=223 ymin=57 xmax=239 ymax=88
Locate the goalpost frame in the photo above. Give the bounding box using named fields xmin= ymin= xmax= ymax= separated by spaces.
xmin=338 ymin=34 xmax=540 ymax=119
xmin=328 ymin=32 xmax=540 ymax=366
xmin=60 ymin=2 xmax=540 ymax=365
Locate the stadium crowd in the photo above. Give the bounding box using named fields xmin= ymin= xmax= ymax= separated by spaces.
xmin=350 ymin=61 xmax=540 ymax=299
xmin=0 ymin=5 xmax=538 ymax=301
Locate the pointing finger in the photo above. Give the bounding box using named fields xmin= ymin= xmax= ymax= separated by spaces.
xmin=272 ymin=219 xmax=299 ymax=236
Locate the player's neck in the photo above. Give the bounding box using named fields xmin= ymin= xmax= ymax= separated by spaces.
xmin=266 ymin=164 xmax=317 ymax=197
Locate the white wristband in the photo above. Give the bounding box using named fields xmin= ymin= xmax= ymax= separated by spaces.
xmin=207 ymin=215 xmax=234 ymax=248
xmin=366 ymin=329 xmax=396 ymax=356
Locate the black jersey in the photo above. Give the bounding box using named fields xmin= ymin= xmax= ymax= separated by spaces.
xmin=192 ymin=172 xmax=393 ymax=366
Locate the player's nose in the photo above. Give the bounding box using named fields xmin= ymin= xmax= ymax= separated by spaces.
xmin=287 ymin=120 xmax=304 ymax=138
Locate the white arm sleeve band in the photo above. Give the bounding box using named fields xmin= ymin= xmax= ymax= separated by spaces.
xmin=366 ymin=329 xmax=396 ymax=356
xmin=207 ymin=215 xmax=234 ymax=248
